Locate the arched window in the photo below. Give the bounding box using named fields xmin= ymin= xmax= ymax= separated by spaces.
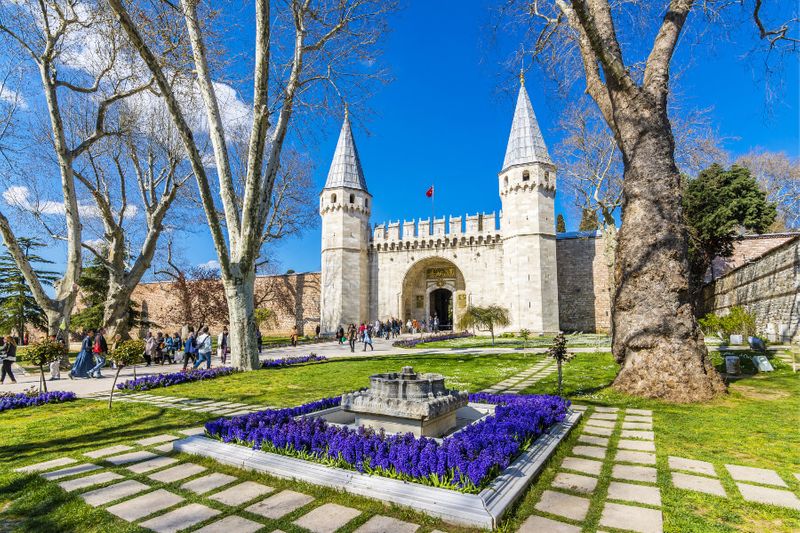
xmin=331 ymin=193 xmax=337 ymax=203
xmin=349 ymin=193 xmax=355 ymax=204
xmin=365 ymin=198 xmax=369 ymax=208
xmin=522 ymin=170 xmax=530 ymax=182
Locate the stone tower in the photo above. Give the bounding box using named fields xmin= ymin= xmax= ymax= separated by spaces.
xmin=499 ymin=75 xmax=560 ymax=333
xmin=319 ymin=111 xmax=372 ymax=333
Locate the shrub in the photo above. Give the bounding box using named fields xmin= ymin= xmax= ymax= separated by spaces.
xmin=261 ymin=354 xmax=327 ymax=369
xmin=108 ymin=339 xmax=146 ymax=408
xmin=699 ymin=306 xmax=757 ymax=340
xmin=392 ymin=331 xmax=472 ymax=348
xmin=25 ymin=339 xmax=67 ymax=393
xmin=0 ymin=390 xmax=76 ymax=413
xmin=116 ymin=367 xmax=239 ymax=392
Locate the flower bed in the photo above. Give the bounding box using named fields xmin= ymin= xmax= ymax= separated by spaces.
xmin=392 ymin=331 xmax=472 ymax=348
xmin=205 ymin=392 xmax=568 ymax=493
xmin=0 ymin=390 xmax=77 ymax=413
xmin=261 ymin=354 xmax=328 ymax=369
xmin=116 ymin=367 xmax=239 ymax=391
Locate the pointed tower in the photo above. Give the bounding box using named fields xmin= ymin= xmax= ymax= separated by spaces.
xmin=499 ymin=73 xmax=559 ymax=333
xmin=319 ymin=110 xmax=372 ymax=333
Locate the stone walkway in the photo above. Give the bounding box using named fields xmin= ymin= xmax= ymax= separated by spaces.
xmin=85 ymin=392 xmax=273 ymax=416
xmin=481 ymin=359 xmax=555 ymax=394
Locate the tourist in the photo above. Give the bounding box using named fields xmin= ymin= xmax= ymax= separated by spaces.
xmin=89 ymin=328 xmax=108 ymax=378
xmin=183 ymin=328 xmax=197 ymax=370
xmin=193 ymin=326 xmax=213 ymax=369
xmin=217 ymin=326 xmax=229 ymax=365
xmin=69 ymin=330 xmax=95 ymax=379
xmin=0 ymin=336 xmax=17 ymax=384
xmin=256 ymin=329 xmax=263 ymax=354
xmin=144 ymin=331 xmax=155 ymax=366
xmin=315 ymin=324 xmax=321 ymax=339
xmin=337 ymin=325 xmax=345 ymax=345
xmin=290 ymin=325 xmax=298 ymax=347
xmin=363 ymin=328 xmax=374 ymax=351
xmin=165 ymin=332 xmax=181 ymax=364
xmin=155 ymin=332 xmax=165 ymax=364
xmin=347 ymin=324 xmax=357 ymax=353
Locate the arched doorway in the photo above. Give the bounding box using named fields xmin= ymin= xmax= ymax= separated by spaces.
xmin=400 ymin=257 xmax=466 ymax=330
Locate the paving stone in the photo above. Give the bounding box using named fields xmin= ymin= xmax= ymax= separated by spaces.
xmin=84 ymin=445 xmax=134 ymax=459
xmin=106 ymin=488 xmax=184 ymax=522
xmin=353 ymin=515 xmax=419 ymax=533
xmin=577 ymin=434 xmax=609 ymax=447
xmin=672 ymin=472 xmax=726 ymax=497
xmin=612 ymin=464 xmax=658 ymax=483
xmin=518 ymin=515 xmax=581 ymax=533
xmin=179 ymin=427 xmax=207 ymax=436
xmin=589 ymin=412 xmax=618 ymax=421
xmin=139 ymin=503 xmax=221 ymax=533
xmin=193 ymin=515 xmax=265 ymax=533
xmin=15 ymin=457 xmax=77 ymax=473
xmin=58 ymin=471 xmax=123 ymax=491
xmin=137 ymin=434 xmax=179 ymax=446
xmin=620 ymin=430 xmax=655 ymax=441
xmin=153 ymin=443 xmax=175 ymax=453
xmin=585 ymin=419 xmax=616 ymax=429
xmin=607 ymin=481 xmax=662 ymax=506
xmin=209 ymin=481 xmax=274 ymax=506
xmin=562 ymin=456 xmax=603 ymax=476
xmin=573 ymin=445 xmax=607 ymax=459
xmin=615 ymin=450 xmax=657 ymax=465
xmin=246 ymin=490 xmax=315 ymax=519
xmin=41 ymin=463 xmax=102 ymax=480
xmin=583 ymin=426 xmax=613 ymax=437
xmin=104 ymin=450 xmax=159 ymax=465
xmin=148 ymin=463 xmax=206 ymax=483
xmin=600 ymin=502 xmax=663 ymax=533
xmin=570 ymin=405 xmax=587 ymax=412
xmin=81 ymin=480 xmax=150 ymax=506
xmin=127 ymin=456 xmax=179 ymax=474
xmin=618 ymin=439 xmax=656 ymax=452
xmin=668 ymin=456 xmax=716 ymax=476
xmin=624 ymin=415 xmax=653 ymax=423
xmin=725 ymin=465 xmax=788 ymax=487
xmin=293 ymin=503 xmax=362 ymax=533
xmin=552 ymin=472 xmax=598 ymax=494
xmin=181 ymin=472 xmax=238 ymax=494
xmin=622 ymin=422 xmax=654 ymax=430
xmin=594 ymin=406 xmax=619 ymax=413
xmin=736 ymin=483 xmax=800 ymax=510
xmin=626 ymin=409 xmax=653 ymax=415
xmin=535 ymin=489 xmax=590 ymax=521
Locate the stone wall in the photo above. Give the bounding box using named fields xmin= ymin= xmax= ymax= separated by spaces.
xmin=701 ymin=236 xmax=800 ymax=343
xmin=556 ymin=232 xmax=611 ymax=333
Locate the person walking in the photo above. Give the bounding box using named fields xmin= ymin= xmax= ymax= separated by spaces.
xmin=347 ymin=324 xmax=357 ymax=353
xmin=0 ymin=336 xmax=17 ymax=384
xmin=144 ymin=331 xmax=155 ymax=366
xmin=363 ymin=328 xmax=373 ymax=351
xmin=257 ymin=329 xmax=263 ymax=354
xmin=290 ymin=325 xmax=298 ymax=347
xmin=69 ymin=330 xmax=95 ymax=379
xmin=165 ymin=332 xmax=181 ymax=364
xmin=193 ymin=326 xmax=213 ymax=369
xmin=337 ymin=326 xmax=345 ymax=345
xmin=89 ymin=328 xmax=108 ymax=378
xmin=182 ymin=328 xmax=197 ymax=370
xmin=217 ymin=326 xmax=229 ymax=365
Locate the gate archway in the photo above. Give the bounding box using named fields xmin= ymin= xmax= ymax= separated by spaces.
xmin=400 ymin=258 xmax=466 ymax=330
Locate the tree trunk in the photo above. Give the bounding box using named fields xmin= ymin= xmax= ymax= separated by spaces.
xmin=557 ymin=359 xmax=563 ymax=395
xmin=103 ymin=281 xmax=135 ymax=341
xmin=611 ymin=110 xmax=725 ymax=402
xmin=109 ymin=366 xmax=122 ymax=409
xmin=39 ymin=365 xmax=47 ymax=393
xmin=223 ymin=269 xmax=259 ymax=370
xmin=601 ymin=214 xmax=618 ymax=337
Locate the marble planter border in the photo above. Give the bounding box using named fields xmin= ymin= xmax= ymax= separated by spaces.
xmin=172 ymin=410 xmax=581 ymax=528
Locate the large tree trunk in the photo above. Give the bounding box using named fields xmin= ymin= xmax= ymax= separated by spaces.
xmin=223 ymin=268 xmax=259 ymax=370
xmin=611 ymin=110 xmax=725 ymax=402
xmin=103 ymin=283 xmax=134 ymax=341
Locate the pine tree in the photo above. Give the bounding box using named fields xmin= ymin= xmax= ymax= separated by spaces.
xmin=71 ymin=256 xmax=142 ymax=332
xmin=578 ymin=208 xmax=599 ymax=231
xmin=0 ymin=238 xmax=60 ymax=339
xmin=556 ymin=213 xmax=566 ymax=233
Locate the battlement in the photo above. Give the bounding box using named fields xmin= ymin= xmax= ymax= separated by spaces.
xmin=372 ymin=212 xmax=500 ymax=244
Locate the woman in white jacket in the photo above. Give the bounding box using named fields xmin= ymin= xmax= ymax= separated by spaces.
xmin=217 ymin=326 xmax=229 ymax=365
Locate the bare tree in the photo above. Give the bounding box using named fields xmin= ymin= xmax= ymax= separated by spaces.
xmin=736 ymin=151 xmax=800 ymax=229
xmin=0 ymin=0 xmax=152 ymax=335
xmin=519 ymin=0 xmax=798 ymax=402
xmin=108 ymin=0 xmax=394 ymax=369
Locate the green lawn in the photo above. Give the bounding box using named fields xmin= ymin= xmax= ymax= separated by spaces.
xmin=415 ymin=333 xmax=611 ymax=349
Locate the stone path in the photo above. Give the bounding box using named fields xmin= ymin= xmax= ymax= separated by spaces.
xmin=85 ymin=392 xmax=273 ymax=416
xmin=481 ymin=358 xmax=556 ymax=394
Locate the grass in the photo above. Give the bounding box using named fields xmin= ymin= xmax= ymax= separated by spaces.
xmin=415 ymin=333 xmax=611 ymax=349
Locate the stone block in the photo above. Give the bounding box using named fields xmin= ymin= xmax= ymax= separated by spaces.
xmin=246 ymin=490 xmax=314 ymax=519
xmin=148 ymin=463 xmax=206 ymax=483
xmin=668 ymin=456 xmax=716 ymax=477
xmin=577 ymin=435 xmax=609 ymax=447
xmin=562 ymin=457 xmax=603 ymax=476
xmin=193 ymin=515 xmax=265 ymax=533
xmin=615 ymin=450 xmax=656 ymax=465
xmin=104 ymin=450 xmax=159 ymax=465
xmin=589 ymin=413 xmax=618 ymax=421
xmin=624 ymin=415 xmax=653 ymax=424
xmin=137 ymin=434 xmax=179 ymax=446
xmin=353 ymin=515 xmax=419 ymax=533
xmin=58 ymin=471 xmax=123 ymax=492
xmin=620 ymin=430 xmax=654 ymax=441
xmin=572 ymin=445 xmax=606 ymax=459
xmin=672 ymin=472 xmax=726 ymax=497
xmin=15 ymin=457 xmax=77 ymax=473
xmin=585 ymin=419 xmax=616 ymax=429
xmin=181 ymin=473 xmax=238 ymax=494
xmin=293 ymin=503 xmax=362 ymax=533
xmin=518 ymin=515 xmax=581 ymax=533
xmin=179 ymin=427 xmax=207 ymax=436
xmin=84 ymin=445 xmax=134 ymax=459
xmin=612 ymin=464 xmax=658 ymax=483
xmin=552 ymin=472 xmax=598 ymax=494
xmin=725 ymin=465 xmax=788 ymax=487
xmin=209 ymin=481 xmax=274 ymax=506
xmin=622 ymin=422 xmax=653 ymax=430
xmin=81 ymin=480 xmax=150 ymax=507
xmin=583 ymin=426 xmax=613 ymax=437
xmin=607 ymin=481 xmax=662 ymax=506
xmin=138 ymin=503 xmax=221 ymax=533
xmin=736 ymin=483 xmax=800 ymax=510
xmin=600 ymin=502 xmax=663 ymax=533
xmin=106 ymin=488 xmax=184 ymax=522
xmin=618 ymin=439 xmax=656 ymax=452
xmin=626 ymin=409 xmax=653 ymax=415
xmin=535 ymin=490 xmax=590 ymax=521
xmin=153 ymin=443 xmax=175 ymax=453
xmin=594 ymin=407 xmax=619 ymax=413
xmin=41 ymin=463 xmax=101 ymax=480
xmin=126 ymin=456 xmax=178 ymax=474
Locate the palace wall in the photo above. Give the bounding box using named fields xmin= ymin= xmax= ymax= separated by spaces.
xmin=555 ymin=232 xmax=611 ymax=332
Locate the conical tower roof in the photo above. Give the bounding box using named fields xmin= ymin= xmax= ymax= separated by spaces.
xmin=324 ymin=111 xmax=368 ymax=192
xmin=501 ymin=80 xmax=552 ymax=172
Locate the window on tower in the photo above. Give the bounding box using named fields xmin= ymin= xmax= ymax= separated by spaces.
xmin=349 ymin=193 xmax=355 ymax=204
xmin=522 ymin=170 xmax=530 ymax=182
xmin=331 ymin=193 xmax=337 ymax=203
xmin=365 ymin=198 xmax=369 ymax=208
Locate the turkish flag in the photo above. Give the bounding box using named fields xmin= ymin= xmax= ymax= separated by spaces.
xmin=425 ymin=186 xmax=434 ymax=198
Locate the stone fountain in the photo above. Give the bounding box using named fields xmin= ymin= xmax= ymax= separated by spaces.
xmin=341 ymin=366 xmax=469 ymax=437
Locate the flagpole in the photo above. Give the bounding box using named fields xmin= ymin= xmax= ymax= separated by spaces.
xmin=431 ymin=184 xmax=434 ymax=230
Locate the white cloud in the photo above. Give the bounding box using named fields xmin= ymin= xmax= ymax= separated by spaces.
xmin=3 ymin=185 xmax=138 ymax=220
xmin=198 ymin=259 xmax=220 ymax=270
xmin=0 ymin=86 xmax=27 ymax=110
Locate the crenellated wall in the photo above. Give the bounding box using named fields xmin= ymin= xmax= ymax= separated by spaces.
xmin=372 ymin=212 xmax=500 ymax=248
